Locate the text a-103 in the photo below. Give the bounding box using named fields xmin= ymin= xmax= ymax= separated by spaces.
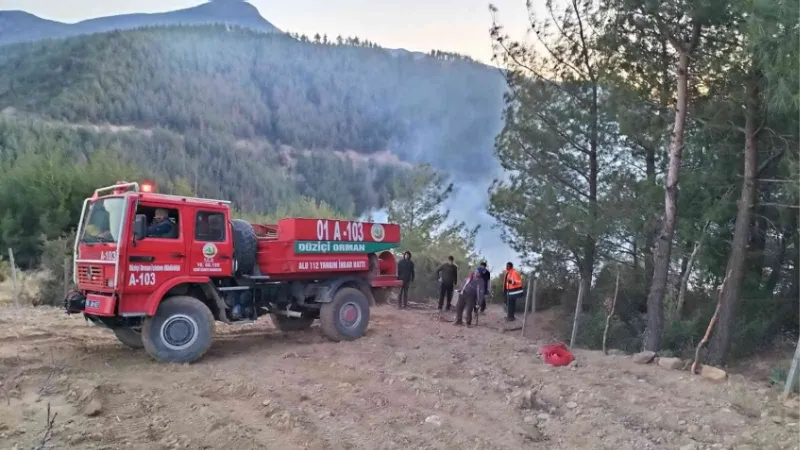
xmin=315 ymin=220 xmax=365 ymax=242
xmin=128 ymin=272 xmax=156 ymax=286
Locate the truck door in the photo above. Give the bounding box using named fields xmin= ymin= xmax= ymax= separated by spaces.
xmin=124 ymin=202 xmax=188 ymax=295
xmin=189 ymin=209 xmax=234 ymax=276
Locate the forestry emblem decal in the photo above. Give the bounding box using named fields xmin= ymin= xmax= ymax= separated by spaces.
xmin=202 ymin=243 xmax=218 ymax=259
xmin=370 ymin=223 xmax=385 ymax=242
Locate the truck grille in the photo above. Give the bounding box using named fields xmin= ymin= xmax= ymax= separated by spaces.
xmin=77 ymin=265 xmax=104 ymax=288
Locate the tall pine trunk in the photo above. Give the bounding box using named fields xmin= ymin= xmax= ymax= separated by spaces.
xmin=644 ymin=39 xmax=671 ymax=291
xmin=576 ymin=83 xmax=600 ymax=332
xmin=643 ymin=49 xmax=693 ymax=351
xmin=572 ymin=77 xmax=599 ymax=345
xmin=706 ymin=70 xmax=761 ymax=366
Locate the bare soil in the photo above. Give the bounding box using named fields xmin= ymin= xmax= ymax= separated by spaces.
xmin=0 ymin=302 xmax=798 ymax=450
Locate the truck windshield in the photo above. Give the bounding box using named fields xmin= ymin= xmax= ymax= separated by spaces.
xmin=80 ymin=197 xmax=126 ymax=244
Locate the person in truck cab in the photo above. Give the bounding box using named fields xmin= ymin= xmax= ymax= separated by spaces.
xmin=397 ymin=251 xmax=415 ymax=309
xmin=147 ymin=208 xmax=176 ymax=238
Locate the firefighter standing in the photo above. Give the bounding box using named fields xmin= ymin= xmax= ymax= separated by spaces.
xmin=478 ymin=261 xmax=490 ymax=313
xmin=397 ymin=251 xmax=415 ymax=309
xmin=503 ymin=262 xmax=524 ymax=322
xmin=436 ymin=256 xmax=458 ymax=312
xmin=454 ymin=267 xmax=486 ymax=327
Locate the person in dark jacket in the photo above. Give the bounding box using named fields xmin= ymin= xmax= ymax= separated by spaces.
xmin=478 ymin=261 xmax=490 ymax=313
xmin=436 ymin=256 xmax=458 ymax=311
xmin=147 ymin=208 xmax=176 ymax=238
xmin=396 ymin=251 xmax=415 ymax=309
xmin=454 ymin=267 xmax=486 ymax=327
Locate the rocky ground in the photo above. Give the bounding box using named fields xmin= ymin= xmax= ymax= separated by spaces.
xmin=0 ymin=302 xmax=798 ymax=450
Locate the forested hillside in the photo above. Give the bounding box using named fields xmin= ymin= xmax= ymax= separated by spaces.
xmin=0 ymin=25 xmax=503 ymax=173
xmin=0 ymin=25 xmax=505 ymax=267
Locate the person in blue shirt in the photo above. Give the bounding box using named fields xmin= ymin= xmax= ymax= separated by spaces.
xmin=147 ymin=208 xmax=176 ymax=238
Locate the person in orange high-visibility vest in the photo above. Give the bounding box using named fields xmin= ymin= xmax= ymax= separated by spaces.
xmin=503 ymin=262 xmax=524 ymax=322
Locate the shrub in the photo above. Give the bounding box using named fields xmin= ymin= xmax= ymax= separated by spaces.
xmin=34 ymin=232 xmax=75 ymax=306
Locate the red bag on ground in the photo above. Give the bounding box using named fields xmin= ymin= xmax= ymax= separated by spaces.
xmin=540 ymin=342 xmax=574 ymax=367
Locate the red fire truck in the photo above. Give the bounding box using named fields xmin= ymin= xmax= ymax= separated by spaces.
xmin=64 ymin=181 xmax=402 ymax=363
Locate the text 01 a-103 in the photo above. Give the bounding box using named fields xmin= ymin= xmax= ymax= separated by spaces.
xmin=316 ymin=220 xmax=365 ymax=242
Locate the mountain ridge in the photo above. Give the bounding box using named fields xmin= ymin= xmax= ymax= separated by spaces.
xmin=0 ymin=1 xmax=280 ymax=45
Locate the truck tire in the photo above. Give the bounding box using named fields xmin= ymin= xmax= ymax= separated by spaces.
xmin=231 ymin=219 xmax=257 ymax=276
xmin=320 ymin=287 xmax=370 ymax=342
xmin=113 ymin=327 xmax=143 ymax=349
xmin=141 ymin=296 xmax=215 ymax=363
xmin=270 ymin=314 xmax=315 ymax=332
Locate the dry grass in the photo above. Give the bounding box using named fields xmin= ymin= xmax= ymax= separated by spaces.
xmin=0 ymin=269 xmax=47 ymax=306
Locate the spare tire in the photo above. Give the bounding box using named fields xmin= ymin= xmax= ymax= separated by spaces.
xmin=231 ymin=219 xmax=257 ymax=276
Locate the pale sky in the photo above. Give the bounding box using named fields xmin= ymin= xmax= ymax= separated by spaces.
xmin=1 ymin=0 xmax=534 ymax=64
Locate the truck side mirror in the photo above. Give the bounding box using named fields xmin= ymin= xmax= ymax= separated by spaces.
xmin=133 ymin=214 xmax=147 ymax=241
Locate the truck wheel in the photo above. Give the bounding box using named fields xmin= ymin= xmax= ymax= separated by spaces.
xmin=113 ymin=327 xmax=143 ymax=349
xmin=270 ymin=315 xmax=315 ymax=332
xmin=141 ymin=296 xmax=215 ymax=363
xmin=320 ymin=287 xmax=370 ymax=342
xmin=231 ymin=219 xmax=257 ymax=276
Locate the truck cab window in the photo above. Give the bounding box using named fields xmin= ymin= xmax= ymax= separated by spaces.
xmin=80 ymin=197 xmax=125 ymax=244
xmin=195 ymin=211 xmax=225 ymax=242
xmin=136 ymin=205 xmax=180 ymax=239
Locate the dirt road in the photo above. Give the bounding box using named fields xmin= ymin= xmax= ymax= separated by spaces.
xmin=0 ymin=304 xmax=797 ymax=450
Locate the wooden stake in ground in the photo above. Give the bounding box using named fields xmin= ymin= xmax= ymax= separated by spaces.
xmin=520 ymin=276 xmax=535 ymax=338
xmin=63 ymin=256 xmax=71 ymax=297
xmin=8 ymin=248 xmax=18 ymax=307
xmin=782 ymin=334 xmax=800 ymax=400
xmin=602 ymin=270 xmax=620 ymax=355
xmin=569 ymin=282 xmax=584 ymax=347
xmin=691 ymin=271 xmax=729 ymax=374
